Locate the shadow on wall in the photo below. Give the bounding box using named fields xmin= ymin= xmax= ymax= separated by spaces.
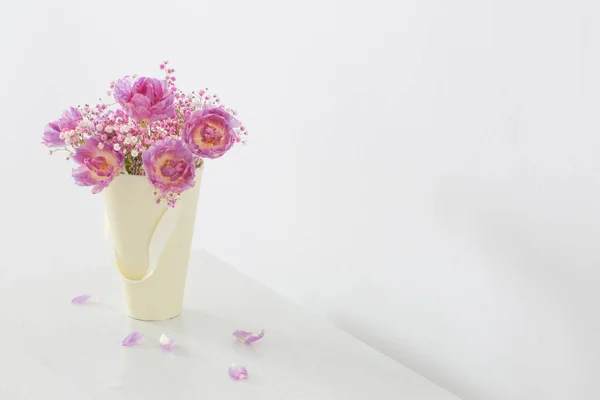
xmin=436 ymin=176 xmax=600 ymax=330
xmin=328 ymin=176 xmax=600 ymax=400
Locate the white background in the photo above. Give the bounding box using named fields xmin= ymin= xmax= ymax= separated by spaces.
xmin=1 ymin=1 xmax=599 ymax=399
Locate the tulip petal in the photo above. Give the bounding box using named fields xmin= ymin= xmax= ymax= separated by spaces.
xmin=70 ymin=294 xmax=91 ymax=304
xmin=122 ymin=331 xmax=144 ymax=346
xmin=232 ymin=329 xmax=265 ymax=344
xmin=159 ymin=334 xmax=176 ymax=350
xmin=228 ymin=364 xmax=248 ymax=380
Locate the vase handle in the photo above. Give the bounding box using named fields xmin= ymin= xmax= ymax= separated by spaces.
xmin=104 ymin=205 xmax=182 ymax=283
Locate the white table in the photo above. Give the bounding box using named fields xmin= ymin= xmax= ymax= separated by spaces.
xmin=0 ymin=251 xmax=458 ymax=399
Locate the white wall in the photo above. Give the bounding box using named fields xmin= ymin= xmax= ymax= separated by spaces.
xmin=196 ymin=1 xmax=600 ymax=399
xmin=2 ymin=0 xmax=599 ymax=399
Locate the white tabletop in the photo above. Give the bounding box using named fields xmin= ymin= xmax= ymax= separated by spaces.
xmin=0 ymin=251 xmax=457 ymax=399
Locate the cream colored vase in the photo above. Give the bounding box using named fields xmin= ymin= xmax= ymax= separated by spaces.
xmin=103 ymin=167 xmax=202 ymax=321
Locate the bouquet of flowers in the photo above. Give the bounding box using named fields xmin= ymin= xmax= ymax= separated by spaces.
xmin=43 ymin=62 xmax=247 ymax=207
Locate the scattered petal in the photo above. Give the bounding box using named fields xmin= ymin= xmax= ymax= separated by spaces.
xmin=232 ymin=329 xmax=265 ymax=345
xmin=122 ymin=331 xmax=144 ymax=347
xmin=228 ymin=364 xmax=248 ymax=380
xmin=71 ymin=294 xmax=91 ymax=304
xmin=159 ymin=334 xmax=176 ymax=350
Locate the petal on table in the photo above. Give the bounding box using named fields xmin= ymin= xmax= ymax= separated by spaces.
xmin=228 ymin=364 xmax=248 ymax=380
xmin=70 ymin=294 xmax=91 ymax=304
xmin=159 ymin=334 xmax=176 ymax=350
xmin=232 ymin=329 xmax=265 ymax=344
xmin=122 ymin=331 xmax=144 ymax=347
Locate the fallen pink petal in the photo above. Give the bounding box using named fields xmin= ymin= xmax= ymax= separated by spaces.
xmin=122 ymin=331 xmax=144 ymax=347
xmin=70 ymin=294 xmax=91 ymax=304
xmin=159 ymin=334 xmax=176 ymax=350
xmin=228 ymin=364 xmax=248 ymax=380
xmin=232 ymin=329 xmax=265 ymax=344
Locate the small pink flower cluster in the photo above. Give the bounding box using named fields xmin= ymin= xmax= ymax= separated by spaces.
xmin=43 ymin=62 xmax=248 ymax=206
